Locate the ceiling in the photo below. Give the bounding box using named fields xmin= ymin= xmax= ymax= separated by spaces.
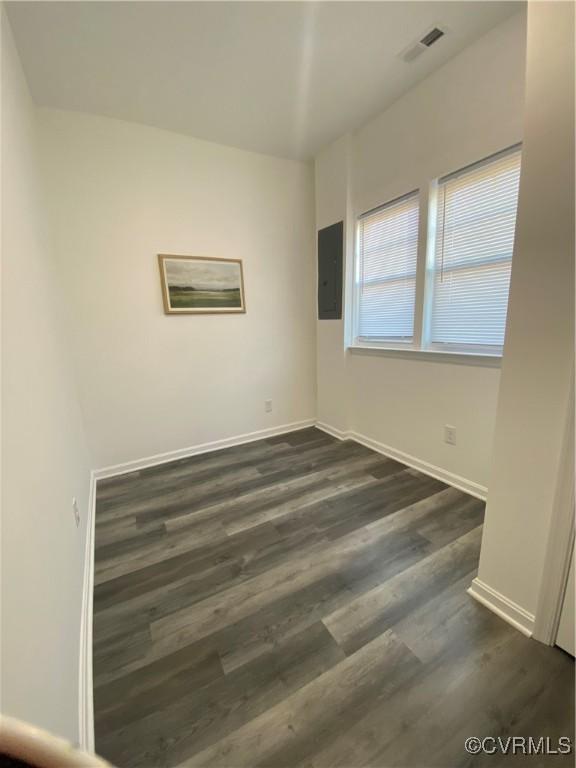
xmin=7 ymin=1 xmax=522 ymax=160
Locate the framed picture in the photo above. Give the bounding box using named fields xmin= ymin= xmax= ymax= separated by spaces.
xmin=158 ymin=254 xmax=246 ymax=314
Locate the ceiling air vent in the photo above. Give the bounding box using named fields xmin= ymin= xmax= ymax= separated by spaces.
xmin=400 ymin=26 xmax=446 ymax=62
xmin=420 ymin=27 xmax=445 ymax=47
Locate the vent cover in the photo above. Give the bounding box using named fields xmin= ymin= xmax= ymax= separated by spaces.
xmin=420 ymin=27 xmax=445 ymax=47
xmin=400 ymin=26 xmax=446 ymax=62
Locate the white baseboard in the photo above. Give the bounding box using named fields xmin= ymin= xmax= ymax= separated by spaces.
xmin=94 ymin=419 xmax=316 ymax=480
xmin=468 ymin=577 xmax=535 ymax=637
xmin=315 ymin=421 xmax=350 ymax=441
xmin=78 ymin=471 xmax=97 ymax=752
xmin=315 ymin=421 xmax=487 ymax=500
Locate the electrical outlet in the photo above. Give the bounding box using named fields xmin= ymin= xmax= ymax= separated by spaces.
xmin=444 ymin=425 xmax=457 ymax=446
xmin=264 ymin=399 xmax=273 ymax=413
xmin=72 ymin=498 xmax=80 ymax=527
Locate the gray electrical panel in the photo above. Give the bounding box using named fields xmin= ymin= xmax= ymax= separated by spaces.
xmin=317 ymin=221 xmax=343 ymax=320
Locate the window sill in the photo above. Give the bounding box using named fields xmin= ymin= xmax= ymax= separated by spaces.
xmin=348 ymin=344 xmax=502 ymax=367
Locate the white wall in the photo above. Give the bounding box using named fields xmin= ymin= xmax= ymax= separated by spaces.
xmin=315 ymin=11 xmax=527 ymax=494
xmin=315 ymin=135 xmax=351 ymax=434
xmin=1 ymin=14 xmax=92 ymax=742
xmin=38 ymin=111 xmax=317 ymax=470
xmin=476 ymin=0 xmax=574 ymax=618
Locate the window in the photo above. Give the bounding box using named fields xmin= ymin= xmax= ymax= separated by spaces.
xmin=355 ymin=191 xmax=419 ymax=343
xmin=428 ymin=147 xmax=522 ymax=352
xmin=352 ymin=145 xmax=521 ymax=357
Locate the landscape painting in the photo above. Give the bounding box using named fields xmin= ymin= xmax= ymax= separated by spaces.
xmin=158 ymin=255 xmax=246 ymax=314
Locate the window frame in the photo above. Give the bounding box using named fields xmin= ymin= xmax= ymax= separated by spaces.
xmin=353 ymin=189 xmax=420 ymax=349
xmin=350 ymin=143 xmax=521 ymax=363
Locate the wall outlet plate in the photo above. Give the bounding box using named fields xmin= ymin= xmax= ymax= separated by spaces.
xmin=444 ymin=425 xmax=457 ymax=446
xmin=265 ymin=399 xmax=273 ymax=413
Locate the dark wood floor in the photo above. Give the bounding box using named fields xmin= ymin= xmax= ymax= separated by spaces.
xmin=93 ymin=428 xmax=574 ymax=768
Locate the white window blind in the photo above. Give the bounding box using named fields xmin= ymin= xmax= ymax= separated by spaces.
xmin=356 ymin=191 xmax=419 ymax=342
xmin=430 ymin=146 xmax=521 ymax=351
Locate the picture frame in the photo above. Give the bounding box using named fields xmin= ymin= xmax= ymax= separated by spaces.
xmin=158 ymin=254 xmax=246 ymax=315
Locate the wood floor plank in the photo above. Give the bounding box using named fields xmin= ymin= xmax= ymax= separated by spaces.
xmin=164 ymin=452 xmax=389 ymax=533
xmin=96 ymin=433 xmax=330 ymax=504
xmin=303 ymin=594 xmax=515 ymax=768
xmin=96 ymin=435 xmax=337 ymax=525
xmin=94 ymin=643 xmax=224 ymax=734
xmin=371 ymin=631 xmax=573 ymax=768
xmin=93 ymin=427 xmax=574 ymax=768
xmin=176 ymin=629 xmax=421 ymax=768
xmin=147 ymin=526 xmax=430 ymax=658
xmin=221 ymin=458 xmax=389 ymax=536
xmin=322 ymin=525 xmax=483 ymax=655
xmin=105 ymin=445 xmax=360 ymax=534
xmin=96 ymin=621 xmax=346 ymax=768
xmin=94 ymin=517 xmax=229 ymax=584
xmin=94 ymin=520 xmax=280 ymax=608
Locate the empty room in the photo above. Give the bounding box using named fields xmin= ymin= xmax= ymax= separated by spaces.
xmin=1 ymin=1 xmax=574 ymax=766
